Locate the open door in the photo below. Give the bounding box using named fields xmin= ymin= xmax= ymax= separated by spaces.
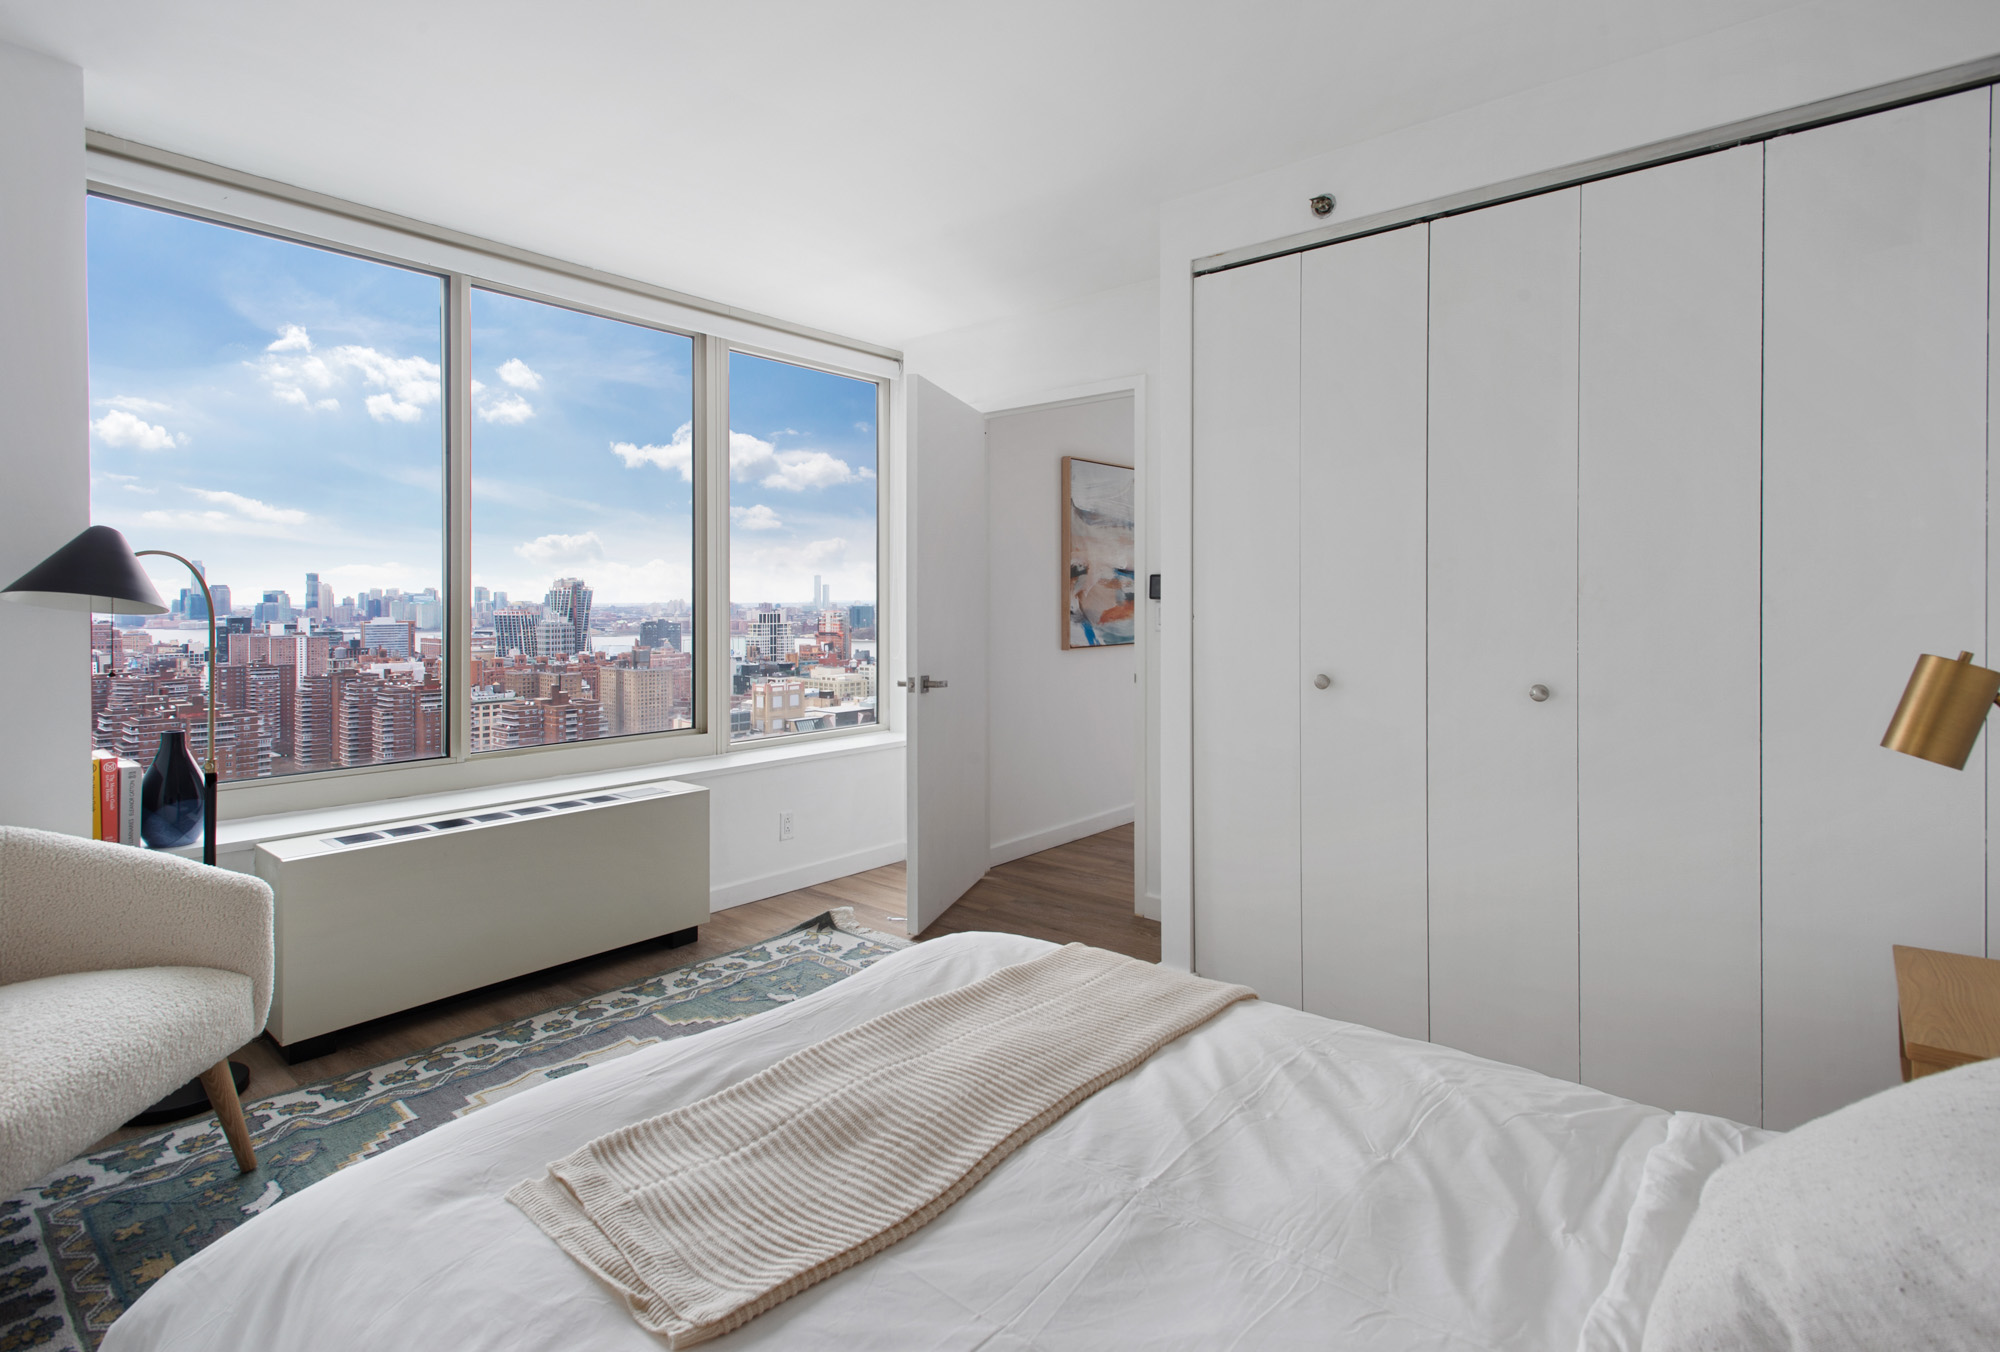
xmin=904 ymin=375 xmax=988 ymax=934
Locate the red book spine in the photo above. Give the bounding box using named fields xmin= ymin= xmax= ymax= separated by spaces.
xmin=97 ymin=756 xmax=119 ymax=841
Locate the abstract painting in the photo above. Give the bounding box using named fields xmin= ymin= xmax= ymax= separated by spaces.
xmin=1062 ymin=455 xmax=1136 ymax=648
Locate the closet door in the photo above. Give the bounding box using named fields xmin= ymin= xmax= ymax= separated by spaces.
xmin=1764 ymin=89 xmax=1992 ymax=1130
xmin=1577 ymin=146 xmax=1764 ymax=1122
xmin=1299 ymin=224 xmax=1431 ymax=1038
xmin=1193 ymin=254 xmax=1303 ymax=1005
xmin=1428 ymin=188 xmax=1581 ymax=1082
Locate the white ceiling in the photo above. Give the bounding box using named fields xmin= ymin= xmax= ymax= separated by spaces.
xmin=0 ymin=0 xmax=1806 ymax=347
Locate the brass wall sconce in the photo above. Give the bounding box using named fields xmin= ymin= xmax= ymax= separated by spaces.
xmin=1882 ymin=651 xmax=2000 ymax=770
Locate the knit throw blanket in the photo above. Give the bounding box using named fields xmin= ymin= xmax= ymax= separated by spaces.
xmin=507 ymin=943 xmax=1255 ymax=1346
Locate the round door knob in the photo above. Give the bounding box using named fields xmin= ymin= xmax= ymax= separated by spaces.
xmin=1312 ymin=673 xmax=1331 ymax=690
xmin=1528 ymin=683 xmax=1551 ymax=702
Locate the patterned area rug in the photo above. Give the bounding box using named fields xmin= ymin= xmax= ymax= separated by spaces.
xmin=0 ymin=908 xmax=906 ymax=1351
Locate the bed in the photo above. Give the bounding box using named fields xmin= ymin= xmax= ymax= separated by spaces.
xmin=104 ymin=932 xmax=1773 ymax=1351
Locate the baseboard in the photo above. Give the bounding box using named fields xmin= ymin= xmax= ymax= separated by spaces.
xmin=988 ymin=805 xmax=1135 ymax=869
xmin=1138 ymin=889 xmax=1162 ymax=921
xmin=711 ymin=840 xmax=908 ymax=911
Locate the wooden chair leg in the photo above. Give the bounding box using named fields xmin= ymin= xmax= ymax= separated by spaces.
xmin=198 ymin=1061 xmax=258 ymax=1174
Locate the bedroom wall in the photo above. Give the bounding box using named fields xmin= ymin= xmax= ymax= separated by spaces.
xmin=1152 ymin=0 xmax=2000 ymax=972
xmin=985 ymin=395 xmax=1137 ymax=867
xmin=905 ymin=281 xmax=1160 ymax=913
xmin=0 ymin=40 xmax=89 ymax=837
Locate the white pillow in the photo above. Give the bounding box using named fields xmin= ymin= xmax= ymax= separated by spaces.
xmin=1642 ymin=1058 xmax=2000 ymax=1351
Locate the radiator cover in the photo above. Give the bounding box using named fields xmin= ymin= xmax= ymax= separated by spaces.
xmin=253 ymin=780 xmax=709 ymax=1046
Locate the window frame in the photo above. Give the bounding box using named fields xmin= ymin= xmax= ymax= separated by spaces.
xmin=84 ymin=144 xmax=897 ymax=820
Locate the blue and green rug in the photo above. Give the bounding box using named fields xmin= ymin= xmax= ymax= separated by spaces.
xmin=0 ymin=908 xmax=906 ymax=1351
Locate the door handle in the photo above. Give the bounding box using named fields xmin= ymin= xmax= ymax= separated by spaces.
xmin=895 ymin=675 xmax=949 ymax=693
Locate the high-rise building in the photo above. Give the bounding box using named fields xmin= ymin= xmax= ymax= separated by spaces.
xmin=253 ymin=590 xmax=292 ymax=626
xmin=846 ymin=603 xmax=876 ymax=637
xmin=208 ymin=583 xmax=232 ymax=618
xmin=304 ymin=572 xmax=320 ymax=617
xmin=543 ymin=577 xmax=592 ymax=655
xmin=749 ymin=608 xmax=794 ymax=662
xmin=493 ymin=608 xmax=538 ymax=659
xmin=216 ymin=615 xmax=252 ymax=662
xmin=473 ymin=585 xmax=491 ymax=612
xmin=536 ymin=617 xmax=575 ymax=659
xmin=638 ymin=618 xmax=681 ymax=651
xmin=596 ymin=664 xmax=684 ymax=736
xmin=318 ymin=581 xmax=334 ymax=615
xmin=362 ymin=619 xmax=417 ymax=658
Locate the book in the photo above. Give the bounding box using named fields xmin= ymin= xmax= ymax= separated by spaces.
xmin=118 ymin=757 xmax=142 ymax=846
xmin=91 ymin=750 xmax=115 ymax=841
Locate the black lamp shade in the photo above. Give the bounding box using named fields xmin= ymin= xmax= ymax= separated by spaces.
xmin=1 ymin=525 xmax=168 ymax=614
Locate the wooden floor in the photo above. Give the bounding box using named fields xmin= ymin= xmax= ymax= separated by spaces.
xmin=99 ymin=823 xmax=1151 ymax=1145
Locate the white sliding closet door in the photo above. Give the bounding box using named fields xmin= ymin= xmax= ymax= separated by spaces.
xmin=1193 ymin=254 xmax=1303 ymax=1005
xmin=1428 ymin=188 xmax=1581 ymax=1082
xmin=1764 ymin=90 xmax=1993 ymax=1130
xmin=1577 ymin=147 xmax=1764 ymax=1122
xmin=1299 ymin=225 xmax=1431 ymax=1039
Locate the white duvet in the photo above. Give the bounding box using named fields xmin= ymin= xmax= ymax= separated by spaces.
xmin=106 ymin=933 xmax=1770 ymax=1351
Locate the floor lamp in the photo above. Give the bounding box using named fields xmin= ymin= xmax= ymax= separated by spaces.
xmin=3 ymin=523 xmax=248 ymax=1119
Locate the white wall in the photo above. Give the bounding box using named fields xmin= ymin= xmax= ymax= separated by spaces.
xmin=986 ymin=396 xmax=1137 ymax=866
xmin=1153 ymin=1 xmax=2000 ymax=970
xmin=905 ymin=280 xmax=1160 ymax=913
xmin=0 ymin=41 xmax=88 ymax=837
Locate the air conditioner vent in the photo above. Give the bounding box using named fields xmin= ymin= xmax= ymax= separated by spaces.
xmin=314 ymin=782 xmax=694 ymax=850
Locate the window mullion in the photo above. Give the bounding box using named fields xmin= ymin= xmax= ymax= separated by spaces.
xmin=445 ymin=272 xmax=473 ymax=763
xmin=702 ymin=334 xmax=731 ymax=749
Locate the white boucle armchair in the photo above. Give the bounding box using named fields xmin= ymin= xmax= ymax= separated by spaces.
xmin=0 ymin=825 xmax=273 ymax=1195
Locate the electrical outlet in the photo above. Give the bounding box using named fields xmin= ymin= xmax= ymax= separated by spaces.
xmin=779 ymin=811 xmax=794 ymax=842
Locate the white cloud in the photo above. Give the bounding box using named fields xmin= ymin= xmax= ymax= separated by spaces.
xmin=257 ymin=333 xmax=441 ymax=422
xmin=471 ymin=379 xmax=487 ymax=395
xmin=331 ymin=346 xmax=441 ymax=423
xmin=514 ymin=530 xmax=606 ymax=569
xmin=140 ymin=487 xmax=309 ymax=539
xmin=731 ymin=503 xmax=783 ymax=531
xmin=365 ymin=392 xmax=423 ymax=423
xmin=496 ymin=358 xmax=543 ymax=391
xmin=100 ymin=395 xmax=173 ymax=414
xmin=853 ymin=421 xmax=873 ymax=434
xmin=255 ymin=340 xmax=340 ymax=413
xmin=728 ymin=429 xmax=868 ymax=491
xmin=187 ymin=488 xmax=308 ymax=525
xmin=91 ymin=409 xmax=186 ymax=450
xmin=612 ymin=422 xmax=694 ymax=478
xmin=478 ymin=394 xmax=535 ymax=425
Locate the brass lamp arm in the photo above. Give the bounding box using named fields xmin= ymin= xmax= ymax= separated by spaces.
xmin=134 ymin=549 xmax=218 ymax=776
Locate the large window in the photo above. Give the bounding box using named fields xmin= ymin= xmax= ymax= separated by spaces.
xmin=728 ymin=352 xmax=879 ymax=742
xmin=86 ymin=197 xmax=446 ymax=781
xmin=85 ymin=186 xmax=887 ymax=792
xmin=468 ymin=289 xmax=696 ymax=753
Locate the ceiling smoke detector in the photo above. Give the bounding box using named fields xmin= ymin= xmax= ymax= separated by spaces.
xmin=1310 ymin=194 xmax=1336 ymax=217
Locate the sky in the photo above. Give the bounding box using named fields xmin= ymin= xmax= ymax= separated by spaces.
xmin=86 ymin=195 xmax=880 ymax=618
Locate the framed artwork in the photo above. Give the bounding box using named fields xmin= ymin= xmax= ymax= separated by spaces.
xmin=1061 ymin=455 xmax=1136 ymax=648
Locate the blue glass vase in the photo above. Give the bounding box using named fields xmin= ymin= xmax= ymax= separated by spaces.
xmin=140 ymin=728 xmax=205 ymax=849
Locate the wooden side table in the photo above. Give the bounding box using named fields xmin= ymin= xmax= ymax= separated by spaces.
xmin=1893 ymin=944 xmax=2000 ymax=1081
